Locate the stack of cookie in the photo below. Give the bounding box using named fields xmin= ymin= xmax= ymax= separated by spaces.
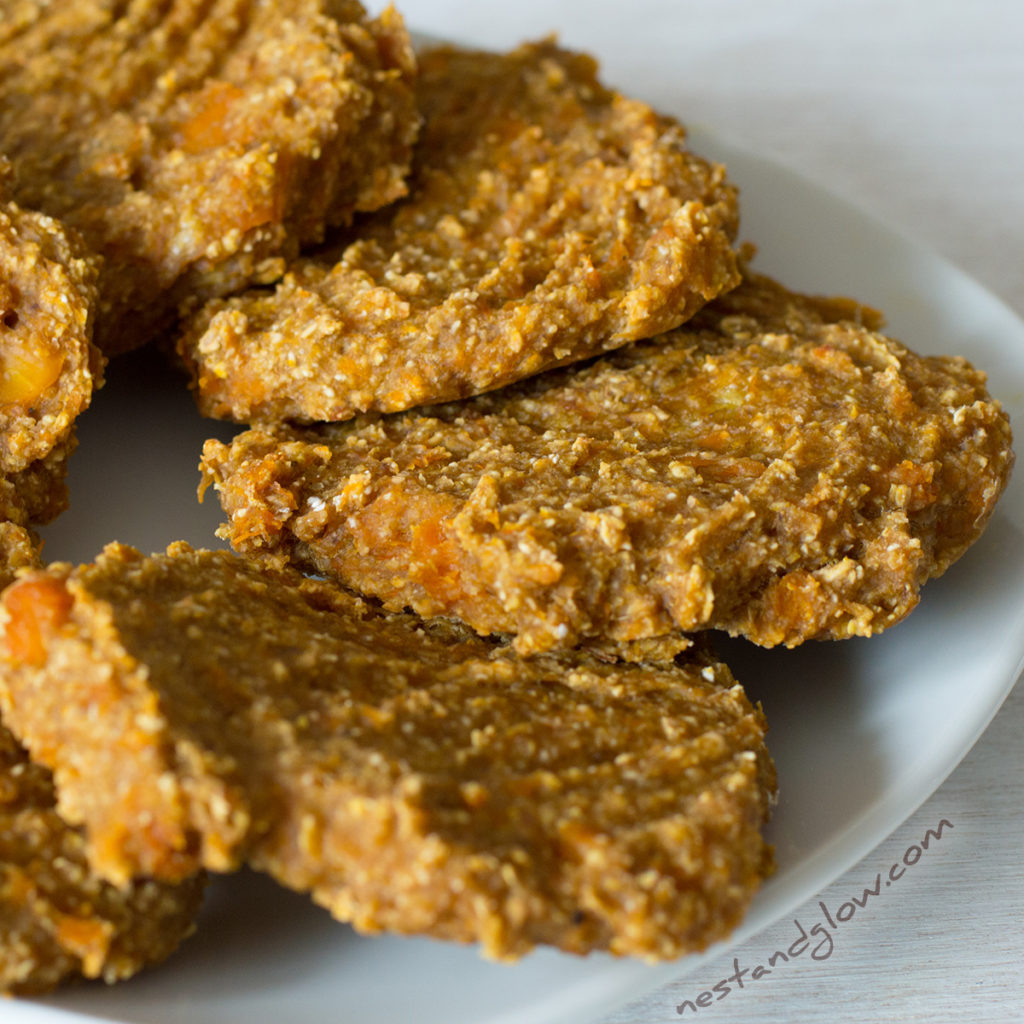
xmin=0 ymin=0 xmax=1012 ymax=995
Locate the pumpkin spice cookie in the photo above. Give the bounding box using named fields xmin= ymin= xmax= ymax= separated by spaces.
xmin=0 ymin=543 xmax=775 ymax=962
xmin=201 ymin=271 xmax=1014 ymax=654
xmin=0 ymin=0 xmax=419 ymax=354
xmin=178 ymin=39 xmax=740 ymax=424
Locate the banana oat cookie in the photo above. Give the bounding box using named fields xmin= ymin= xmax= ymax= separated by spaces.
xmin=178 ymin=39 xmax=740 ymax=423
xmin=201 ymin=271 xmax=1014 ymax=654
xmin=0 ymin=0 xmax=418 ymax=353
xmin=0 ymin=543 xmax=775 ymax=961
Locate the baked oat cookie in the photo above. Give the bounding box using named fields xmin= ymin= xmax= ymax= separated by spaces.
xmin=0 ymin=529 xmax=202 ymax=992
xmin=0 ymin=168 xmax=101 ymax=536
xmin=202 ymin=271 xmax=1014 ymax=654
xmin=0 ymin=526 xmax=204 ymax=994
xmin=178 ymin=39 xmax=740 ymax=424
xmin=0 ymin=166 xmax=103 ymax=476
xmin=0 ymin=0 xmax=418 ymax=354
xmin=0 ymin=543 xmax=775 ymax=961
xmin=0 ymin=715 xmax=205 ymax=994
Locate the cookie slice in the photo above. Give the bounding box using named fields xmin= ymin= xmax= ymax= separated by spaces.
xmin=201 ymin=271 xmax=1014 ymax=654
xmin=0 ymin=168 xmax=103 ymax=538
xmin=0 ymin=542 xmax=775 ymax=961
xmin=0 ymin=0 xmax=418 ymax=353
xmin=1 ymin=165 xmax=103 ymax=475
xmin=178 ymin=39 xmax=740 ymax=423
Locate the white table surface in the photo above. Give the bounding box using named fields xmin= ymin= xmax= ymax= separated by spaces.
xmin=384 ymin=2 xmax=1024 ymax=1022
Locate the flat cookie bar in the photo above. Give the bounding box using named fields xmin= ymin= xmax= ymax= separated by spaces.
xmin=178 ymin=39 xmax=740 ymax=424
xmin=1 ymin=166 xmax=103 ymax=475
xmin=0 ymin=543 xmax=775 ymax=961
xmin=0 ymin=0 xmax=418 ymax=353
xmin=202 ymin=271 xmax=1014 ymax=654
xmin=0 ymin=717 xmax=205 ymax=994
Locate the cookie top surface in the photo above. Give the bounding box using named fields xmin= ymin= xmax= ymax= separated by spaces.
xmin=178 ymin=39 xmax=740 ymax=422
xmin=0 ymin=542 xmax=775 ymax=961
xmin=202 ymin=271 xmax=1014 ymax=653
xmin=0 ymin=0 xmax=418 ymax=352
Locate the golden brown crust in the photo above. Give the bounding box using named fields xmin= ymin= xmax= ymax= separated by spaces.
xmin=202 ymin=271 xmax=1014 ymax=654
xmin=178 ymin=39 xmax=740 ymax=423
xmin=0 ymin=166 xmax=100 ymax=539
xmin=0 ymin=0 xmax=419 ymax=354
xmin=0 ymin=465 xmax=203 ymax=996
xmin=0 ymin=543 xmax=775 ymax=961
xmin=0 ymin=176 xmax=103 ymax=476
xmin=0 ymin=719 xmax=204 ymax=995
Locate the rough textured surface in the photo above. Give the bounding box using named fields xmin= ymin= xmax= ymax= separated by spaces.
xmin=0 ymin=0 xmax=419 ymax=354
xmin=0 ymin=169 xmax=99 ymax=539
xmin=202 ymin=271 xmax=1014 ymax=654
xmin=0 ymin=473 xmax=203 ymax=997
xmin=178 ymin=39 xmax=740 ymax=424
xmin=0 ymin=543 xmax=775 ymax=961
xmin=0 ymin=718 xmax=205 ymax=994
xmin=0 ymin=521 xmax=41 ymax=592
xmin=0 ymin=437 xmax=75 ymax=531
xmin=0 ymin=163 xmax=103 ymax=477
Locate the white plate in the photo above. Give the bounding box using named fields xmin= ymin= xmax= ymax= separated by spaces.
xmin=22 ymin=123 xmax=1024 ymax=1024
